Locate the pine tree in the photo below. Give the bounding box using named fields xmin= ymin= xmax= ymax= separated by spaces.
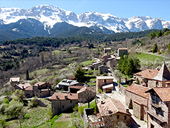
xmin=26 ymin=70 xmax=29 ymax=80
xmin=75 ymin=66 xmax=86 ymax=82
xmin=152 ymin=44 xmax=158 ymax=53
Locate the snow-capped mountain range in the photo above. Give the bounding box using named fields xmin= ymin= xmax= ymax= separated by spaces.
xmin=0 ymin=5 xmax=170 ymax=34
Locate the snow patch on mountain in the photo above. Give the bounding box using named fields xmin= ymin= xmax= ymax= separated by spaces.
xmin=0 ymin=5 xmax=170 ymax=33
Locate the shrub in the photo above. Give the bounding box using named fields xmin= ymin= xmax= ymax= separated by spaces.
xmin=12 ymin=89 xmax=25 ymax=102
xmin=0 ymin=119 xmax=6 ymax=128
xmin=28 ymin=97 xmax=38 ymax=108
xmin=0 ymin=104 xmax=7 ymax=114
xmin=24 ymin=114 xmax=30 ymax=119
xmin=78 ymin=106 xmax=85 ymax=116
xmin=73 ymin=104 xmax=78 ymax=112
xmin=98 ymin=89 xmax=103 ymax=94
xmin=158 ymin=51 xmax=161 ymax=54
xmin=87 ymin=69 xmax=93 ymax=75
xmin=48 ymin=108 xmax=53 ymax=119
xmin=135 ymin=78 xmax=140 ymax=84
xmin=5 ymin=100 xmax=23 ymax=117
xmin=29 ymin=80 xmax=37 ymax=85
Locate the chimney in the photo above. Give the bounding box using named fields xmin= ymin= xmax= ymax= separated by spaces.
xmin=56 ymin=95 xmax=58 ymax=99
xmin=101 ymin=101 xmax=104 ymax=104
xmin=65 ymin=95 xmax=68 ymax=99
xmin=126 ymin=109 xmax=129 ymax=113
xmin=108 ymin=109 xmax=112 ymax=114
xmin=22 ymin=86 xmax=25 ymax=90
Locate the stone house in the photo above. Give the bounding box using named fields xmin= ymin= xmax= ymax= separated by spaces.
xmin=98 ymin=65 xmax=109 ymax=74
xmin=77 ymin=86 xmax=96 ymax=103
xmin=50 ymin=92 xmax=78 ymax=115
xmin=97 ymin=98 xmax=131 ymax=128
xmin=146 ymin=88 xmax=170 ymax=128
xmin=104 ymin=48 xmax=111 ymax=53
xmin=69 ymin=86 xmax=84 ymax=93
xmin=134 ymin=63 xmax=170 ymax=88
xmin=133 ymin=69 xmax=159 ymax=87
xmin=96 ymin=76 xmax=114 ymax=93
xmin=10 ymin=77 xmax=20 ymax=86
xmin=56 ymin=79 xmax=83 ymax=91
xmin=118 ymin=48 xmax=128 ymax=56
xmin=125 ymin=84 xmax=150 ymax=121
xmin=15 ymin=83 xmax=34 ymax=98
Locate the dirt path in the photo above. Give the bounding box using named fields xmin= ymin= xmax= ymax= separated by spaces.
xmin=55 ymin=113 xmax=71 ymax=122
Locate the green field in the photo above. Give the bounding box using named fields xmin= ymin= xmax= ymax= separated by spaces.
xmin=135 ymin=52 xmax=165 ymax=65
xmin=80 ymin=60 xmax=93 ymax=67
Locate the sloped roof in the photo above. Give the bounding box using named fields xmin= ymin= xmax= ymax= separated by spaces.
xmin=69 ymin=86 xmax=84 ymax=90
xmin=10 ymin=77 xmax=20 ymax=82
xmin=96 ymin=76 xmax=114 ymax=80
xmin=34 ymin=81 xmax=45 ymax=86
xmin=97 ymin=98 xmax=130 ymax=117
xmin=133 ymin=96 xmax=147 ymax=106
xmin=50 ymin=92 xmax=78 ymax=100
xmin=77 ymin=86 xmax=95 ymax=93
xmin=153 ymin=62 xmax=170 ymax=81
xmin=134 ymin=69 xmax=159 ymax=79
xmin=25 ymin=86 xmax=33 ymax=91
xmin=146 ymin=88 xmax=170 ymax=102
xmin=126 ymin=84 xmax=150 ymax=99
xmin=17 ymin=83 xmax=31 ymax=89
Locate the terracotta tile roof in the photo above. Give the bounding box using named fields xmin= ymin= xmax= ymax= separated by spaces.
xmin=77 ymin=86 xmax=96 ymax=93
xmin=133 ymin=97 xmax=147 ymax=106
xmin=10 ymin=77 xmax=20 ymax=82
xmin=126 ymin=84 xmax=150 ymax=99
xmin=50 ymin=92 xmax=78 ymax=100
xmin=96 ymin=76 xmax=114 ymax=80
xmin=34 ymin=81 xmax=45 ymax=86
xmin=153 ymin=63 xmax=170 ymax=81
xmin=118 ymin=48 xmax=128 ymax=50
xmin=17 ymin=83 xmax=32 ymax=89
xmin=134 ymin=69 xmax=159 ymax=79
xmin=97 ymin=98 xmax=130 ymax=117
xmin=69 ymin=86 xmax=84 ymax=90
xmin=25 ymin=86 xmax=33 ymax=91
xmin=147 ymin=88 xmax=170 ymax=102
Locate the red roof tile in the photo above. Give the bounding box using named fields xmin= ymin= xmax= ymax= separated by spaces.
xmin=25 ymin=86 xmax=33 ymax=91
xmin=134 ymin=69 xmax=159 ymax=79
xmin=50 ymin=93 xmax=78 ymax=100
xmin=133 ymin=97 xmax=147 ymax=106
xmin=126 ymin=84 xmax=150 ymax=99
xmin=34 ymin=81 xmax=45 ymax=86
xmin=97 ymin=98 xmax=130 ymax=117
xmin=153 ymin=88 xmax=170 ymax=102
xmin=69 ymin=86 xmax=84 ymax=90
xmin=77 ymin=86 xmax=96 ymax=93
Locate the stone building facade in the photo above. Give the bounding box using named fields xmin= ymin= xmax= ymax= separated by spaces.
xmin=146 ymin=88 xmax=170 ymax=128
xmin=133 ymin=63 xmax=170 ymax=88
xmin=97 ymin=98 xmax=131 ymax=128
xmin=104 ymin=48 xmax=111 ymax=53
xmin=118 ymin=48 xmax=128 ymax=56
xmin=77 ymin=86 xmax=96 ymax=103
xmin=50 ymin=92 xmax=78 ymax=115
xmin=125 ymin=84 xmax=149 ymax=121
xmin=96 ymin=76 xmax=114 ymax=93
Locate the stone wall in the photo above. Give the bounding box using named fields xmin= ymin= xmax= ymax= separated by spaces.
xmin=51 ymin=99 xmax=78 ymax=115
xmin=103 ymin=112 xmax=131 ymax=128
xmin=83 ymin=108 xmax=93 ymax=128
xmin=78 ymin=89 xmax=96 ymax=103
xmin=119 ymin=84 xmax=126 ymax=95
xmin=96 ymin=79 xmax=113 ymax=92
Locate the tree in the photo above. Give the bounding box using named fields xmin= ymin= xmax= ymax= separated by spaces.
xmin=26 ymin=69 xmax=29 ymax=80
xmin=12 ymin=89 xmax=25 ymax=102
xmin=152 ymin=44 xmax=158 ymax=53
xmin=75 ymin=67 xmax=86 ymax=82
xmin=168 ymin=42 xmax=170 ymax=51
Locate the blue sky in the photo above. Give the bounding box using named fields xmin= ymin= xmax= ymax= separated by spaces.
xmin=1 ymin=0 xmax=170 ymax=21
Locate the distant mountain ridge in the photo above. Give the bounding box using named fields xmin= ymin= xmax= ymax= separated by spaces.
xmin=0 ymin=5 xmax=170 ymax=42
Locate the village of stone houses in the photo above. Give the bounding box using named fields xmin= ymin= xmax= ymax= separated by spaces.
xmin=2 ymin=34 xmax=170 ymax=128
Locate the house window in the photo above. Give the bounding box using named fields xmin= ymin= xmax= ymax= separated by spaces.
xmin=117 ymin=115 xmax=119 ymax=119
xmin=70 ymin=100 xmax=72 ymax=103
xmin=62 ymin=105 xmax=64 ymax=108
xmin=104 ymin=79 xmax=106 ymax=84
xmin=124 ymin=116 xmax=126 ymax=120
xmin=156 ymin=81 xmax=158 ymax=87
